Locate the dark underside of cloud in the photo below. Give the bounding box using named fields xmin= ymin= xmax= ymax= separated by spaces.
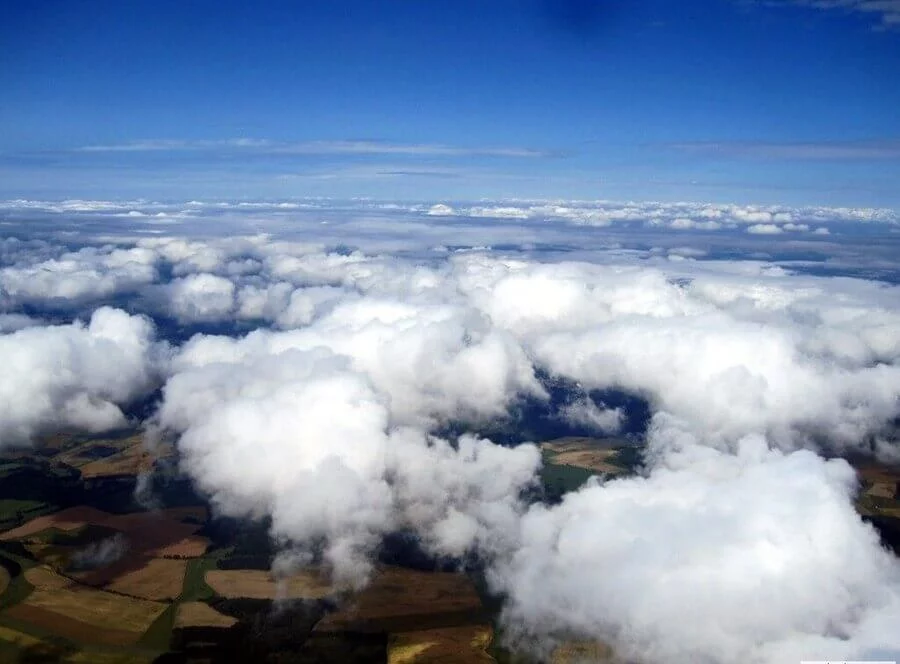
xmin=2 ymin=197 xmax=900 ymax=662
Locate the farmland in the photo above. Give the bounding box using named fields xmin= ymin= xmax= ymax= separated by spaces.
xmin=1 ymin=429 xmax=898 ymax=662
xmin=205 ymin=568 xmax=333 ymax=600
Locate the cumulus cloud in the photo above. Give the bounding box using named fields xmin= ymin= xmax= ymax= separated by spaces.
xmin=165 ymin=273 xmax=237 ymax=322
xmin=493 ymin=438 xmax=900 ymax=663
xmin=0 ymin=308 xmax=163 ymax=447
xmin=154 ymin=340 xmax=540 ymax=583
xmin=747 ymin=223 xmax=784 ymax=234
xmin=0 ymin=245 xmax=158 ymax=307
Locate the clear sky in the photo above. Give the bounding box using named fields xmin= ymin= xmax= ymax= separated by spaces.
xmin=2 ymin=0 xmax=898 ymax=206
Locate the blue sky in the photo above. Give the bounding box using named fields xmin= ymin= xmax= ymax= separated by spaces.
xmin=1 ymin=0 xmax=898 ymax=206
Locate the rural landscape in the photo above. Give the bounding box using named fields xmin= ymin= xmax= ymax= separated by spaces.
xmin=0 ymin=430 xmax=897 ymax=663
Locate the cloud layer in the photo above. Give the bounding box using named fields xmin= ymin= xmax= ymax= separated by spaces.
xmin=2 ymin=199 xmax=900 ymax=662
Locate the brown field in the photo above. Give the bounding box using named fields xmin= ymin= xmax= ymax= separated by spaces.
xmin=15 ymin=562 xmax=167 ymax=642
xmin=0 ymin=566 xmax=9 ymax=594
xmin=316 ymin=566 xmax=486 ymax=634
xmin=205 ymin=568 xmax=333 ymax=600
xmin=175 ymin=601 xmax=238 ymax=629
xmin=25 ymin=564 xmax=75 ymax=590
xmin=4 ymin=603 xmax=149 ymax=646
xmin=162 ymin=506 xmax=208 ymax=523
xmin=0 ymin=624 xmax=44 ymax=648
xmin=51 ymin=433 xmax=176 ymax=477
xmin=99 ymin=557 xmax=188 ymax=601
xmin=542 ymin=439 xmax=626 ymax=475
xmin=0 ymin=624 xmax=153 ymax=663
xmin=0 ymin=506 xmax=110 ymax=541
xmin=2 ymin=506 xmax=209 ymax=559
xmin=857 ymin=464 xmax=900 ymax=498
xmin=550 ymin=640 xmax=616 ymax=663
xmin=388 ymin=625 xmax=495 ymax=664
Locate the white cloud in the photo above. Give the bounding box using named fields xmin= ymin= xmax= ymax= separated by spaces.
xmin=559 ymin=399 xmax=623 ymax=435
xmin=747 ymin=223 xmax=784 ymax=234
xmin=493 ymin=439 xmax=900 ymax=663
xmin=0 ymin=245 xmax=158 ymax=306
xmin=165 ymin=273 xmax=236 ymax=322
xmin=75 ymin=138 xmax=552 ymax=158
xmin=0 ymin=308 xmax=162 ymax=446
xmin=783 ymin=222 xmax=810 ymax=231
xmin=427 ymin=203 xmax=456 ymax=216
xmin=773 ymin=0 xmax=900 ymax=29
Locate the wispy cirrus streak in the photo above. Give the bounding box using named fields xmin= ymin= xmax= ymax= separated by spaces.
xmin=668 ymin=138 xmax=900 ymax=160
xmin=76 ymin=138 xmax=557 ymax=159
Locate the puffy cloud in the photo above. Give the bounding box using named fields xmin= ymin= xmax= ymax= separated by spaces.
xmin=427 ymin=203 xmax=456 ymax=216
xmin=0 ymin=313 xmax=40 ymax=333
xmin=165 ymin=273 xmax=236 ymax=322
xmin=0 ymin=245 xmax=158 ymax=306
xmin=492 ymin=438 xmax=900 ymax=663
xmin=154 ymin=338 xmax=540 ymax=583
xmin=0 ymin=308 xmax=162 ymax=447
xmin=466 ymin=258 xmax=900 ymax=455
xmin=747 ymin=223 xmax=784 ymax=234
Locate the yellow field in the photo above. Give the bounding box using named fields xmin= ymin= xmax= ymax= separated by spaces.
xmin=175 ymin=601 xmax=238 ymax=629
xmin=25 ymin=564 xmax=75 ymax=590
xmin=0 ymin=506 xmax=110 ymax=541
xmin=17 ymin=564 xmax=171 ymax=641
xmin=542 ymin=439 xmax=626 ymax=475
xmin=316 ymin=566 xmax=485 ymax=633
xmin=0 ymin=624 xmax=153 ymax=663
xmin=19 ymin=585 xmax=165 ymax=632
xmin=205 ymin=568 xmax=333 ymax=600
xmin=52 ymin=434 xmax=176 ymax=478
xmin=102 ymin=557 xmax=188 ymax=600
xmin=78 ymin=442 xmax=152 ymax=479
xmin=0 ymin=624 xmax=43 ymax=648
xmin=388 ymin=624 xmax=495 ymax=664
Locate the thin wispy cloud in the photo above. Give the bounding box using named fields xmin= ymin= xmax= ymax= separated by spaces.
xmin=761 ymin=0 xmax=900 ymax=28
xmin=76 ymin=138 xmax=555 ymax=159
xmin=668 ymin=138 xmax=900 ymax=160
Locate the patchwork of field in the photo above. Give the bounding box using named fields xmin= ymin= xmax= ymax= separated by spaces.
xmin=41 ymin=432 xmax=176 ymax=478
xmin=205 ymin=567 xmax=333 ymax=600
xmin=0 ymin=623 xmax=154 ymax=663
xmin=6 ymin=564 xmax=166 ymax=646
xmin=855 ymin=462 xmax=900 ymax=519
xmin=541 ymin=438 xmax=631 ymax=476
xmin=1 ymin=505 xmax=210 ymax=559
xmin=858 ymin=463 xmax=900 ymax=497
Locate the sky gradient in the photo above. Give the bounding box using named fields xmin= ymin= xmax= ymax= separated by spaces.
xmin=2 ymin=0 xmax=898 ymax=206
